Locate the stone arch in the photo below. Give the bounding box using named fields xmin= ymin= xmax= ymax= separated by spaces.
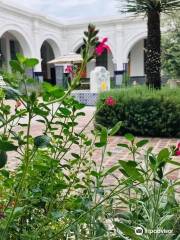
xmin=123 ymin=31 xmax=147 ymax=81
xmin=40 ymin=36 xmax=61 ymax=85
xmin=123 ymin=31 xmax=147 ymax=62
xmin=0 ymin=24 xmax=33 ymax=56
xmin=40 ymin=35 xmax=61 ymax=58
xmin=72 ymin=39 xmax=83 ymax=54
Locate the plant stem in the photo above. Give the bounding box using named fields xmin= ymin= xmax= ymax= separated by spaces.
xmin=1 ymin=107 xmax=32 ymax=239
xmin=48 ymin=180 xmax=130 ymax=240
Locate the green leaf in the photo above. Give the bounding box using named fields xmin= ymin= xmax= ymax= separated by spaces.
xmin=109 ymin=121 xmax=122 ymax=136
xmin=59 ymin=107 xmax=71 ymax=116
xmin=124 ymin=133 xmax=135 ymax=142
xmin=91 ymin=171 xmax=101 ymax=178
xmin=0 ymin=151 xmax=7 ymax=168
xmin=73 ymin=102 xmax=85 ymax=110
xmin=54 ymin=182 xmax=68 ymax=190
xmin=103 ymin=165 xmax=119 ymax=177
xmin=10 ymin=60 xmax=24 ymax=73
xmin=118 ymin=212 xmax=132 ymax=219
xmin=16 ymin=53 xmax=26 ymax=64
xmin=160 ymin=215 xmax=174 ymax=227
xmin=76 ymin=112 xmax=86 ymax=117
xmin=157 ymin=148 xmax=170 ymax=163
xmin=34 ymin=135 xmax=51 ymax=148
xmin=168 ymin=160 xmax=180 ymax=167
xmin=71 ymin=153 xmax=80 ymax=159
xmin=119 ymin=160 xmax=144 ymax=183
xmin=136 ymin=139 xmax=149 ymax=148
xmin=33 ymin=107 xmax=49 ymax=117
xmin=157 ymin=167 xmax=163 ymax=179
xmin=117 ymin=143 xmax=129 ymax=149
xmin=95 ymin=127 xmax=108 ymax=147
xmin=84 ymin=140 xmax=92 ymax=146
xmin=74 ymin=184 xmax=86 ymax=189
xmin=0 ymin=169 xmax=9 ymax=178
xmin=114 ymin=222 xmax=142 ymax=240
xmin=100 ymin=127 xmax=108 ymax=146
xmin=0 ymin=140 xmax=18 ymax=151
xmin=42 ymin=83 xmax=64 ymax=99
xmin=149 ymin=155 xmax=156 ymax=170
xmin=24 ymin=58 xmax=39 ymax=68
xmin=51 ymin=211 xmax=63 ymax=220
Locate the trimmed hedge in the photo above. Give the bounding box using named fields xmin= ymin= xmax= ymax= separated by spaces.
xmin=95 ymin=86 xmax=180 ymax=137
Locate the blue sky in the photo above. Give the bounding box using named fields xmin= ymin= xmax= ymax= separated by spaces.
xmin=8 ymin=0 xmax=122 ymax=20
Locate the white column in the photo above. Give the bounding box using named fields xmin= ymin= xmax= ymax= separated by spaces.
xmin=114 ymin=25 xmax=125 ymax=71
xmin=5 ymin=35 xmax=11 ymax=72
xmin=32 ymin=20 xmax=42 ymax=73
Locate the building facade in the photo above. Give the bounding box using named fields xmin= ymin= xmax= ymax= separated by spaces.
xmin=0 ymin=1 xmax=147 ymax=85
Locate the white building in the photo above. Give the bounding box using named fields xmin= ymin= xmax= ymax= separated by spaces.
xmin=0 ymin=1 xmax=147 ymax=86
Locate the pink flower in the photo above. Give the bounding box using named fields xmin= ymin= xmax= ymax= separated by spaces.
xmin=105 ymin=96 xmax=116 ymax=107
xmin=65 ymin=65 xmax=73 ymax=74
xmin=96 ymin=38 xmax=111 ymax=56
xmin=176 ymin=150 xmax=180 ymax=156
xmin=175 ymin=142 xmax=180 ymax=156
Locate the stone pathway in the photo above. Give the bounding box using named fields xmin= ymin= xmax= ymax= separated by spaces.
xmin=6 ymin=105 xmax=180 ymax=186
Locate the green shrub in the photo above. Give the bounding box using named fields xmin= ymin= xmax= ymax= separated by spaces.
xmin=95 ymin=86 xmax=180 ymax=137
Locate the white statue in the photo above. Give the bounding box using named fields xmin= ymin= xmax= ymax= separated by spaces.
xmin=90 ymin=67 xmax=110 ymax=93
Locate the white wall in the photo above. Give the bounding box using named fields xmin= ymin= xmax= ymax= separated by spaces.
xmin=130 ymin=39 xmax=144 ymax=77
xmin=0 ymin=1 xmax=147 ymax=78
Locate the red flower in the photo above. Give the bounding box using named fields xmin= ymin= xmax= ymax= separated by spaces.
xmin=175 ymin=142 xmax=180 ymax=156
xmin=65 ymin=65 xmax=73 ymax=74
xmin=15 ymin=100 xmax=21 ymax=109
xmin=96 ymin=38 xmax=111 ymax=56
xmin=105 ymin=96 xmax=116 ymax=107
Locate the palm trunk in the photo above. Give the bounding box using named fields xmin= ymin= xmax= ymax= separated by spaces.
xmin=146 ymin=10 xmax=161 ymax=89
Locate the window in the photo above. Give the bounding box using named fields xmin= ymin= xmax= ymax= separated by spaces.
xmin=10 ymin=40 xmax=16 ymax=60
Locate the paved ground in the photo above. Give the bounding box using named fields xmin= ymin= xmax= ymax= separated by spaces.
xmin=6 ymin=105 xmax=180 ymax=185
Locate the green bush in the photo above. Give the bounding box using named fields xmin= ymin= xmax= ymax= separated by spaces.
xmin=95 ymin=86 xmax=180 ymax=137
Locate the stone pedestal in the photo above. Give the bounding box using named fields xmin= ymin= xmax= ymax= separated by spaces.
xmin=168 ymin=79 xmax=177 ymax=89
xmin=90 ymin=67 xmax=110 ymax=93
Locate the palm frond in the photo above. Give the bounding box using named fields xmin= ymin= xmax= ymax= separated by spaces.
xmin=118 ymin=0 xmax=180 ymax=13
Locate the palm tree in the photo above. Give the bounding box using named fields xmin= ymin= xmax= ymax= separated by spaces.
xmin=120 ymin=0 xmax=180 ymax=89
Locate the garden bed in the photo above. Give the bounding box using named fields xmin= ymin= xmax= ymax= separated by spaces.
xmin=95 ymin=86 xmax=180 ymax=137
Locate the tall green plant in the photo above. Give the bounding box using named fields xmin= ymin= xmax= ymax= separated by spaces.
xmin=162 ymin=11 xmax=180 ymax=79
xmin=0 ymin=25 xmax=179 ymax=240
xmin=0 ymin=25 xmax=129 ymax=240
xmin=114 ymin=134 xmax=180 ymax=240
xmin=120 ymin=0 xmax=180 ymax=89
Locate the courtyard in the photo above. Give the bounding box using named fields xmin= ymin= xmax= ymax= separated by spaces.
xmin=0 ymin=0 xmax=180 ymax=239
